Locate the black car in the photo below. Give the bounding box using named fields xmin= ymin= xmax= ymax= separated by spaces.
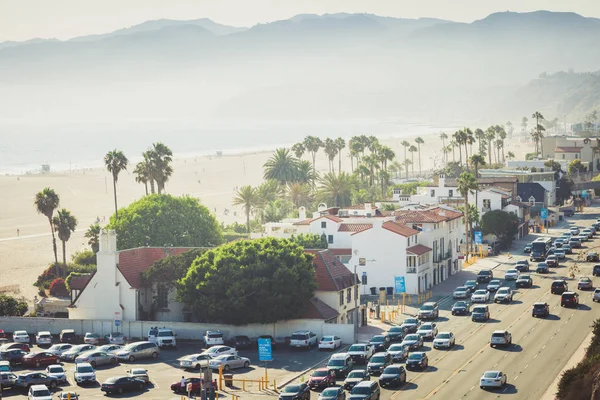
xmin=101 ymin=376 xmax=146 ymax=395
xmin=319 ymin=387 xmax=346 ymax=400
xmin=279 ymin=383 xmax=311 ymax=400
xmin=227 ymin=335 xmax=252 ymax=349
xmin=366 ymin=353 xmax=391 ymax=376
xmin=532 ymin=302 xmax=550 ymax=318
xmin=476 ymin=270 xmax=494 ymax=284
xmin=551 ymin=280 xmax=568 ymax=295
xmin=343 ymin=370 xmax=370 ymax=391
xmin=524 ymin=243 xmax=532 ymax=253
xmin=378 ymin=366 xmax=406 ymax=388
xmin=0 ymin=349 xmax=28 ymax=367
xmin=516 ymin=275 xmax=533 ymax=288
xmin=405 ymin=352 xmax=428 ymax=371
xmin=594 ymin=265 xmax=600 ymax=277
xmin=515 ymin=260 xmax=529 ymax=272
xmin=561 ymin=292 xmax=580 ymax=308
xmin=368 ymin=335 xmax=390 ymax=353
xmin=386 ymin=326 xmax=406 ymax=343
xmin=399 ymin=318 xmax=421 ymax=333
xmin=589 ymin=253 xmax=600 ymax=262
xmin=451 ymin=301 xmax=471 ymax=316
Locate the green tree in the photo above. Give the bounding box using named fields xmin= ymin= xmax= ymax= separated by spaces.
xmin=291 ymin=142 xmax=305 ymax=159
xmin=260 ymin=199 xmax=293 ymax=223
xmin=408 ymin=145 xmax=418 ymax=176
xmin=507 ymin=151 xmax=515 ymax=160
xmin=34 ymin=187 xmax=60 ymax=266
xmin=401 ymin=140 xmax=411 ymax=176
xmin=335 ymin=137 xmax=346 ymax=173
xmin=263 ymin=148 xmax=299 ymax=184
xmin=177 ymin=238 xmax=317 ymax=324
xmin=324 ymin=138 xmax=338 ymax=173
xmin=439 ymin=132 xmax=448 ymax=162
xmin=295 ymin=160 xmax=316 ymax=184
xmin=286 ymin=183 xmax=313 ymax=209
xmin=556 ymin=177 xmax=574 ymax=206
xmin=474 ymin=128 xmax=486 ymax=155
xmin=0 ymin=294 xmax=28 ymax=316
xmin=303 ymin=136 xmax=323 ymax=174
xmin=481 ymin=210 xmax=519 ymax=248
xmin=457 ymin=172 xmax=478 ymax=258
xmin=290 ymin=233 xmax=328 ymax=249
xmin=469 ymin=154 xmax=486 ymax=210
xmin=316 ymin=172 xmax=356 ymax=208
xmin=133 ymin=158 xmax=152 ymax=195
xmin=109 ymin=194 xmax=223 ymax=249
xmin=233 ymin=186 xmax=260 ymax=234
xmin=85 ymin=223 xmax=101 ymax=253
xmin=532 ymin=111 xmax=546 ymax=156
xmin=147 ymin=142 xmax=174 ymax=194
xmin=52 ymin=209 xmax=78 ymax=274
xmin=485 ymin=127 xmax=496 ymax=165
xmin=506 ymin=121 xmax=514 ymax=137
xmin=104 ymin=149 xmax=129 ymax=219
xmin=142 ymin=248 xmax=206 ymax=292
xmin=464 ymin=128 xmax=475 ymax=161
xmin=349 ymin=137 xmax=364 ymax=172
xmin=453 ymin=130 xmax=465 ymax=165
xmin=71 ymin=249 xmax=96 ymax=266
xmin=415 ymin=137 xmax=425 ymax=175
xmin=568 ymin=159 xmax=587 ymax=175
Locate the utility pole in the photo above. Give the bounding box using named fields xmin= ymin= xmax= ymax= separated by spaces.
xmin=354 ymin=264 xmax=358 ymax=343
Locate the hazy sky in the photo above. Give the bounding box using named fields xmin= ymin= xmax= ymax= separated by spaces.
xmin=2 ymin=0 xmax=599 ymax=42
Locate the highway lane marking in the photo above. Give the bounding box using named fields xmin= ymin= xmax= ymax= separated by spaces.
xmin=525 ymin=364 xmax=529 ymax=369
xmin=469 ymin=386 xmax=474 ymax=391
xmin=515 ymin=375 xmax=520 ymax=381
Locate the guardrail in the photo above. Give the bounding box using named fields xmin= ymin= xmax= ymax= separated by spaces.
xmin=218 ymin=365 xmax=278 ymax=394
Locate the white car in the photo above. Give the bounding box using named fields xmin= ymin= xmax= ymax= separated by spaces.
xmin=416 ymin=323 xmax=438 ymax=340
xmin=471 ymin=290 xmax=490 ymax=303
xmin=13 ymin=330 xmax=30 ymax=344
xmin=36 ymin=331 xmax=52 ymax=346
xmin=318 ymin=335 xmax=342 ymax=350
xmin=433 ymin=332 xmax=455 ymax=349
xmin=386 ymin=344 xmax=409 ymax=362
xmin=208 ymin=355 xmax=250 ymax=371
xmin=453 ymin=286 xmax=470 ymax=299
xmin=593 ymin=288 xmax=600 ymax=302
xmin=45 ymin=364 xmax=67 ymax=384
xmin=179 ymin=353 xmax=212 ymax=370
xmin=504 ymin=269 xmax=520 ymax=280
xmin=73 ymin=362 xmax=96 ymax=385
xmin=494 ymin=287 xmax=513 ymax=303
xmin=201 ymin=345 xmax=237 ymax=358
xmin=480 ymin=371 xmax=507 ymax=389
xmin=554 ymin=250 xmax=566 ymax=260
xmin=490 ymin=330 xmax=512 ymax=348
xmin=28 ymin=384 xmax=52 ymax=400
xmin=486 ymin=280 xmax=502 ymax=292
xmin=47 ymin=344 xmax=73 ymax=356
xmin=203 ymin=331 xmax=224 ymax=347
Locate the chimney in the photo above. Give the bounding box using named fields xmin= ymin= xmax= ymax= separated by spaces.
xmin=365 ymin=203 xmax=372 ymax=211
xmin=439 ymin=174 xmax=446 ymax=188
xmin=298 ymin=206 xmax=306 ymax=220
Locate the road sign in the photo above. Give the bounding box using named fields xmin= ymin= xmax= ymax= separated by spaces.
xmin=257 ymin=337 xmax=272 ymax=361
xmin=474 ymin=231 xmax=482 ymax=245
xmin=540 ymin=208 xmax=547 ymax=219
xmin=114 ymin=320 xmax=120 ymax=327
xmin=394 ymin=276 xmax=406 ymax=293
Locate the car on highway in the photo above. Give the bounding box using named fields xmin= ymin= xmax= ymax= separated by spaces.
xmin=75 ymin=350 xmax=118 ymax=368
xmin=477 ymin=270 xmax=494 ymax=283
xmin=100 ymin=376 xmax=146 ymax=395
xmin=83 ymin=333 xmax=103 ymax=345
xmin=494 ymin=287 xmax=513 ymax=303
xmin=127 ymin=368 xmax=149 ymax=384
xmin=536 ymin=262 xmax=549 ymax=273
xmin=433 ymin=332 xmax=455 ymax=349
xmin=179 ymin=353 xmax=212 ymax=370
xmin=452 ymin=286 xmax=470 ymax=299
xmin=399 ymin=318 xmax=421 ymax=333
xmin=417 ymin=302 xmax=439 ymax=320
xmin=554 ymin=239 xmax=564 ymax=248
xmin=44 ymin=364 xmax=67 ymax=384
xmin=319 ymin=336 xmax=342 ymax=351
xmin=594 ymin=288 xmax=600 ymax=303
xmin=480 ymin=371 xmax=507 ymax=390
xmin=489 ymin=330 xmax=512 ymax=348
xmin=569 ymin=238 xmax=582 ymax=248
xmin=554 ymin=250 xmax=566 ymax=260
xmin=35 ymin=332 xmax=52 ymax=347
xmin=471 ymin=305 xmax=490 ymax=322
xmin=14 ymin=372 xmax=58 ymax=390
xmin=343 ymin=370 xmax=370 ymax=391
xmin=308 ymin=368 xmax=336 ymax=390
xmin=378 ymin=365 xmax=406 ymax=388
xmin=551 ymin=280 xmax=569 ymax=294
xmin=327 ymin=353 xmax=353 ymax=378
xmin=570 ymin=227 xmax=581 ymax=236
xmin=366 ymin=353 xmax=391 ymax=376
xmin=524 ymin=243 xmax=532 ymax=253
xmin=349 ymin=381 xmax=380 ymax=400
xmin=347 ymin=343 xmax=374 ymax=365
xmin=405 ymin=352 xmax=428 ymax=371
xmin=0 ymin=371 xmax=17 ymax=389
xmin=27 ymin=384 xmax=53 ymax=400
xmin=46 ymin=344 xmax=72 ymax=357
xmin=61 ymin=345 xmax=97 ymax=362
xmin=73 ymin=362 xmax=96 ymax=385
xmin=369 ymin=335 xmax=391 ymax=352
xmin=451 ymin=301 xmax=471 ymax=315
xmin=416 ymin=322 xmax=438 ymax=340
xmin=386 ymin=344 xmax=409 ymax=362
xmin=516 ymin=274 xmax=533 ymax=288
xmin=487 ymin=279 xmax=502 ymax=292
xmin=471 ymin=289 xmax=490 ymax=303
xmin=200 ymin=345 xmax=237 ymax=358
xmin=578 ymin=277 xmax=593 ymax=290
xmin=400 ymin=334 xmax=423 ymax=351
xmin=561 ymin=292 xmax=580 ymax=308
xmin=583 ymin=229 xmax=593 ymax=239
xmin=532 ymin=302 xmax=550 ymax=317
xmin=504 ymin=269 xmax=520 ymax=280
xmin=546 ymin=255 xmax=559 ymax=267
xmin=279 ymin=383 xmax=311 ymax=400
xmin=208 ymin=355 xmax=250 ymax=371
xmin=465 ymin=280 xmax=479 ymax=291
xmin=22 ymin=352 xmax=60 ymax=368
xmin=319 ymin=386 xmax=346 ymax=400
xmin=386 ymin=326 xmax=406 ymax=343
xmin=12 ymin=331 xmax=30 ymax=344
xmin=515 ymin=260 xmax=530 ymax=272
xmin=562 ymin=244 xmax=573 ymax=254
xmin=594 ymin=265 xmax=600 ymax=277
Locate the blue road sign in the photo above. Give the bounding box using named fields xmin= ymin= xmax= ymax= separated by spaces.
xmin=474 ymin=231 xmax=483 ymax=245
xmin=540 ymin=208 xmax=547 ymax=219
xmin=394 ymin=276 xmax=406 ymax=293
xmin=114 ymin=320 xmax=120 ymax=327
xmin=257 ymin=337 xmax=272 ymax=361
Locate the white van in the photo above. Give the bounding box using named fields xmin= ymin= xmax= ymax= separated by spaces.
xmin=147 ymin=327 xmax=177 ymax=348
xmin=204 ymin=331 xmax=224 ymax=347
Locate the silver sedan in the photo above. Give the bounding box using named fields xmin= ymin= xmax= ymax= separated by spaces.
xmin=208 ymin=355 xmax=250 ymax=371
xmin=75 ymin=350 xmax=118 ymax=368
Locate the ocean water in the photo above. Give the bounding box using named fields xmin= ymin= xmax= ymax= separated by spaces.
xmin=0 ymin=118 xmax=455 ymax=175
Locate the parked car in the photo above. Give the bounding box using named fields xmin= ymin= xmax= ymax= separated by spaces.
xmin=319 ymin=336 xmax=342 ymax=351
xmin=594 ymin=265 xmax=600 ymax=277
xmin=289 ymin=331 xmax=318 ymax=349
xmin=0 ymin=349 xmax=28 ymax=367
xmin=280 ymin=383 xmax=311 ymax=400
xmin=171 ymin=377 xmax=203 ymax=395
xmin=471 ymin=305 xmax=490 ymax=322
xmin=405 ymin=352 xmax=428 ymax=370
xmin=200 ymin=345 xmax=237 ymax=358
xmin=226 ymin=335 xmax=252 ymax=350
xmin=319 ymin=386 xmax=346 ymax=400
xmin=83 ymin=333 xmax=102 ymax=346
xmin=105 ymin=332 xmax=126 ymax=345
xmin=27 ymin=384 xmax=53 ymax=400
xmin=417 ymin=302 xmax=439 ymax=320
xmin=46 ymin=344 xmax=72 ymax=357
xmin=416 ymin=323 xmax=438 ymax=340
xmin=44 ymin=365 xmax=67 ymax=384
xmin=57 ymin=392 xmax=80 ymax=400
xmin=561 ymin=292 xmax=580 ymax=308
xmin=471 ymin=290 xmax=490 ymax=303
xmin=203 ymin=331 xmax=224 ymax=347
xmin=59 ymin=330 xmax=77 ymax=344
xmin=593 ymin=288 xmax=600 ymax=303
xmin=127 ymin=368 xmax=149 ymax=384
xmin=343 ymin=370 xmax=370 ymax=391
xmin=22 ymin=352 xmax=60 ymax=368
xmin=366 ymin=353 xmax=391 ymax=376
xmin=13 ymin=331 xmax=30 ymax=344
xmin=100 ymin=376 xmax=146 ymax=395
xmin=73 ymin=362 xmax=96 ymax=385
xmin=386 ymin=344 xmax=409 ymax=363
xmin=477 ymin=270 xmax=494 ymax=283
xmin=208 ymin=355 xmax=250 ymax=371
xmin=532 ymin=302 xmax=550 ymax=318
xmin=0 ymin=360 xmax=10 ymax=372
xmin=516 ymin=275 xmax=533 ymax=288
xmin=75 ymin=351 xmax=118 ymax=368
xmin=451 ymin=301 xmax=471 ymax=315
xmin=308 ymin=368 xmax=336 ymax=390
xmin=536 ymin=262 xmax=549 ymax=273
xmin=399 ymin=318 xmax=421 ymax=333
xmin=114 ymin=341 xmax=160 ymax=362
xmin=494 ymin=287 xmax=513 ymax=303
xmin=258 ymin=335 xmax=278 ymax=350
xmin=551 ymin=280 xmax=569 ymax=295
xmin=0 ymin=371 xmax=17 ymax=390
xmin=14 ymin=372 xmax=58 ymax=390
xmin=369 ymin=335 xmax=390 ymax=352
xmin=578 ymin=277 xmax=594 ymax=290
xmin=179 ymin=353 xmax=212 ymax=370
xmin=433 ymin=332 xmax=456 ymax=349
xmin=0 ymin=342 xmax=30 ymax=352
xmin=96 ymin=345 xmax=122 ymax=354
xmin=480 ymin=371 xmax=507 ymax=390
xmin=490 ymin=330 xmax=512 ymax=348
xmin=61 ymin=345 xmax=97 ymax=362
xmin=36 ymin=332 xmax=52 ymax=346
xmin=378 ymin=365 xmax=406 ymax=388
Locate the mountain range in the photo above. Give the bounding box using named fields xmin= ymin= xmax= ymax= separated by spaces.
xmin=1 ymin=11 xmax=599 ymax=123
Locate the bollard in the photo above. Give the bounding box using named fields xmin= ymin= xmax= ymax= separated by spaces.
xmin=242 ymin=379 xmax=245 ymax=391
xmin=273 ymin=379 xmax=278 ymax=392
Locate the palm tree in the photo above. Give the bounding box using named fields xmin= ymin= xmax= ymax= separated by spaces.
xmin=316 ymin=172 xmax=355 ymax=208
xmin=291 ymin=142 xmax=305 ymax=159
xmin=52 ymin=208 xmax=78 ymax=271
xmin=378 ymin=146 xmax=395 ymax=172
xmin=34 ymin=188 xmax=60 ymax=266
xmin=303 ymin=136 xmax=323 ymax=174
xmin=415 ymin=137 xmax=424 ymax=175
xmin=449 ymin=140 xmax=457 ymax=162
xmin=104 ymin=149 xmax=129 ymax=219
xmin=133 ymin=159 xmax=151 ymax=195
xmin=263 ymin=148 xmax=299 ymax=184
xmin=439 ymin=133 xmax=448 ymax=162
xmin=442 ymin=145 xmax=452 ymax=163
xmin=521 ymin=117 xmax=528 ymax=133
xmin=507 ymin=151 xmax=515 ymax=160
xmin=495 ymin=126 xmax=507 ymax=162
xmin=324 ymin=138 xmax=338 ymax=173
xmin=485 ymin=127 xmax=496 ymax=164
xmin=408 ymin=145 xmax=418 ymax=176
xmin=367 ymin=136 xmax=380 ymax=153
xmin=453 ymin=131 xmax=464 ymax=165
xmin=532 ymin=111 xmax=546 ymax=156
xmin=390 ymin=160 xmax=403 ymax=180
xmin=506 ymin=121 xmax=514 ymax=137
xmin=401 ymin=141 xmax=411 ymax=177
xmin=402 ymin=159 xmax=412 ymax=177
xmin=141 ymin=151 xmax=156 ymax=194
xmin=469 ymin=154 xmax=485 ymax=211
xmin=335 ymin=137 xmax=346 ymax=173
xmin=85 ymin=223 xmax=101 ymax=253
xmin=362 ymin=154 xmax=379 ymax=186
xmin=232 ymin=185 xmax=260 ymax=233
xmin=287 ymin=183 xmax=313 ymax=209
xmin=147 ymin=142 xmax=173 ymax=194
xmin=349 ymin=138 xmax=364 ymax=172
xmin=456 ymin=172 xmax=478 ymax=260
xmin=295 ymin=160 xmax=316 ymax=184
xmin=464 ymin=128 xmax=475 ymax=161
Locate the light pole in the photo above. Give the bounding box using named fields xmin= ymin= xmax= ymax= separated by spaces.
xmin=354 ymin=264 xmax=358 ymax=343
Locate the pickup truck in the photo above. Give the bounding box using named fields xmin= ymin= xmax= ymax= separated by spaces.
xmin=347 ymin=343 xmax=374 ymax=365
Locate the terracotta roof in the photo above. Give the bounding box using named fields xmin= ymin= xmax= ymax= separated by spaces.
xmin=305 ymin=249 xmax=356 ymax=291
xmin=407 ymin=244 xmax=433 ymax=256
xmin=311 ymin=215 xmax=343 ymax=224
xmin=117 ymin=247 xmax=194 ymax=289
xmin=394 ymin=207 xmax=463 ymax=224
xmin=328 ymin=248 xmax=352 ymax=256
xmin=343 ymin=204 xmax=378 ymax=210
xmin=293 ymin=219 xmax=311 ymax=226
xmin=69 ymin=271 xmax=96 ymax=306
xmin=338 ymin=223 xmax=373 ymax=232
xmin=69 ymin=274 xmax=92 ymax=291
xmin=555 ymin=147 xmax=582 ymax=153
xmin=382 ymin=221 xmax=420 ymax=237
xmin=300 ymin=298 xmax=339 ymax=321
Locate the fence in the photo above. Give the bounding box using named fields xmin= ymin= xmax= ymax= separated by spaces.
xmin=376 ymin=290 xmax=433 ymax=321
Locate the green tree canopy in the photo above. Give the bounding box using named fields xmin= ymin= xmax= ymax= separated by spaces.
xmin=0 ymin=295 xmax=28 ymax=316
xmin=481 ymin=210 xmax=519 ymax=248
xmin=142 ymin=249 xmax=207 ymax=291
xmin=556 ymin=177 xmax=574 ymax=206
xmin=71 ymin=249 xmax=96 ymax=266
xmin=568 ymin=159 xmax=587 ymax=175
xmin=108 ymin=194 xmax=223 ymax=250
xmin=290 ymin=233 xmax=328 ymax=249
xmin=177 ymin=238 xmax=317 ymax=325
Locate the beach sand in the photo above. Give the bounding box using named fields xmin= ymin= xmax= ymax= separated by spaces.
xmin=0 ymin=131 xmax=534 ymax=304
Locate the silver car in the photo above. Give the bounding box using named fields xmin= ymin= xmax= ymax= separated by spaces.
xmin=47 ymin=344 xmax=73 ymax=356
xmin=97 ymin=345 xmax=122 ymax=354
xmin=179 ymin=353 xmax=212 ymax=370
xmin=75 ymin=351 xmax=118 ymax=368
xmin=106 ymin=332 xmax=126 ymax=345
xmin=115 ymin=341 xmax=160 ymax=362
xmin=61 ymin=345 xmax=97 ymax=362
xmin=208 ymin=355 xmax=250 ymax=371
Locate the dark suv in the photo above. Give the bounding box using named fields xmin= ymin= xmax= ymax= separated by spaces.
xmin=594 ymin=265 xmax=600 ymax=277
xmin=561 ymin=292 xmax=579 ymax=308
xmin=551 ymin=280 xmax=568 ymax=295
xmin=532 ymin=302 xmax=550 ymax=318
xmin=476 ymin=270 xmax=494 ymax=284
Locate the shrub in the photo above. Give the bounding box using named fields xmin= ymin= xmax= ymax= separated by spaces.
xmin=71 ymin=249 xmax=96 ymax=266
xmin=49 ymin=278 xmax=69 ymax=297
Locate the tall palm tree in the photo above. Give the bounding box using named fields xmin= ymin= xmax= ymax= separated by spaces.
xmin=85 ymin=223 xmax=101 ymax=253
xmin=469 ymin=154 xmax=485 ymax=211
xmin=507 ymin=151 xmax=515 ymax=160
xmin=349 ymin=138 xmax=364 ymax=172
xmin=104 ymin=149 xmax=128 ymax=219
xmin=287 ymin=183 xmax=313 ymax=209
xmin=474 ymin=128 xmax=486 ymax=155
xmin=495 ymin=126 xmax=507 ymax=162
xmin=408 ymin=145 xmax=418 ymax=176
xmin=401 ymin=140 xmax=411 ymax=177
xmin=532 ymin=111 xmax=546 ymax=156
xmin=506 ymin=121 xmax=514 ymax=137
xmin=402 ymin=159 xmax=412 ymax=177
xmin=335 ymin=137 xmax=346 ymax=173
xmin=521 ymin=117 xmax=528 ymax=133
xmin=323 ymin=138 xmax=338 ymax=173
xmin=303 ymin=136 xmax=323 ymax=174
xmin=295 ymin=160 xmax=316 ymax=184
xmin=147 ymin=142 xmax=173 ymax=194
xmin=453 ymin=131 xmax=464 ymax=165
xmin=449 ymin=140 xmax=457 ymax=162
xmin=34 ymin=188 xmax=60 ymax=266
xmin=263 ymin=148 xmax=299 ymax=184
xmin=390 ymin=160 xmax=403 ymax=180
xmin=378 ymin=146 xmax=395 ymax=172
xmin=361 ymin=154 xmax=379 ymax=186
xmin=456 ymin=172 xmax=478 ymax=260
xmin=439 ymin=132 xmax=448 ymax=162
xmin=52 ymin=208 xmax=78 ymax=271
xmin=232 ymin=185 xmax=260 ymax=233
xmin=464 ymin=128 xmax=475 ymax=161
xmin=141 ymin=151 xmax=156 ymax=194
xmin=291 ymin=142 xmax=305 ymax=159
xmin=133 ymin=159 xmax=151 ymax=195
xmin=485 ymin=127 xmax=496 ymax=164
xmin=316 ymin=172 xmax=355 ymax=208
xmin=415 ymin=137 xmax=424 ymax=175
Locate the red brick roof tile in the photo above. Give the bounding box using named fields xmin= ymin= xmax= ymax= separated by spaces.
xmin=311 ymin=215 xmax=343 ymax=223
xmin=328 ymin=248 xmax=352 ymax=256
xmin=117 ymin=247 xmax=194 ymax=289
xmin=407 ymin=244 xmax=433 ymax=256
xmin=555 ymin=147 xmax=583 ymax=153
xmin=305 ymin=249 xmax=356 ymax=291
xmin=382 ymin=221 xmax=420 ymax=237
xmin=293 ymin=219 xmax=311 ymax=226
xmin=338 ymin=223 xmax=373 ymax=232
xmin=395 ymin=207 xmax=463 ymax=224
xmin=299 ymin=298 xmax=339 ymax=321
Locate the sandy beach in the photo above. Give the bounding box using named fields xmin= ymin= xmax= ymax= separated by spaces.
xmin=0 ymin=131 xmax=534 ymax=304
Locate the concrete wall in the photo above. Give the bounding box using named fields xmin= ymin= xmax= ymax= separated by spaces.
xmin=0 ymin=317 xmax=355 ymax=345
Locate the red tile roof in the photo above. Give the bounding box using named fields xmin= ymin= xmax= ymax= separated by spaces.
xmin=407 ymin=244 xmax=433 ymax=256
xmin=338 ymin=223 xmax=373 ymax=232
xmin=69 ymin=274 xmax=92 ymax=291
xmin=117 ymin=247 xmax=194 ymax=289
xmin=305 ymin=249 xmax=356 ymax=291
xmin=300 ymin=298 xmax=339 ymax=321
xmin=394 ymin=207 xmax=462 ymax=225
xmin=382 ymin=221 xmax=420 ymax=237
xmin=311 ymin=215 xmax=343 ymax=223
xmin=555 ymin=147 xmax=582 ymax=153
xmin=328 ymin=248 xmax=352 ymax=256
xmin=293 ymin=219 xmax=311 ymax=226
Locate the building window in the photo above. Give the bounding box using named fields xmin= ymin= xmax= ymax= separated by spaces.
xmin=321 ymin=221 xmax=326 ymax=228
xmin=156 ymin=285 xmax=168 ymax=309
xmin=347 ymin=288 xmax=352 ymax=303
xmin=430 ymin=189 xmax=435 ymax=197
xmin=562 ymin=154 xmax=565 ymax=159
xmin=516 ymin=196 xmax=522 ymax=202
xmin=483 ymin=199 xmax=491 ymax=210
xmin=448 ymin=190 xmax=453 ymax=197
xmin=529 ymin=196 xmax=536 ymax=206
xmin=339 ymin=291 xmax=344 ymax=306
xmin=407 ymin=256 xmax=416 ymax=273
xmin=328 ymin=235 xmax=334 ymax=244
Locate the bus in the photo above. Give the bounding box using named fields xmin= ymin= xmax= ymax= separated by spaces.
xmin=530 ymin=237 xmax=552 ymax=261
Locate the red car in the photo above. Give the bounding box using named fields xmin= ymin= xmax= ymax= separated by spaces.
xmin=0 ymin=342 xmax=30 ymax=352
xmin=21 ymin=352 xmax=60 ymax=368
xmin=308 ymin=368 xmax=336 ymax=390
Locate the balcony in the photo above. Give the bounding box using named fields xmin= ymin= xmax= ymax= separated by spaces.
xmin=407 ymin=267 xmax=417 ymax=274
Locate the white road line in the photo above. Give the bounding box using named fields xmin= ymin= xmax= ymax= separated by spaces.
xmin=534 ymin=354 xmax=538 ymax=359
xmin=550 ymin=336 xmax=555 ymax=341
xmin=515 ymin=375 xmax=520 ymax=381
xmin=470 ymin=386 xmax=475 ymax=391
xmin=525 ymin=364 xmax=529 ymax=369
xmin=151 ymin=379 xmax=160 ymax=389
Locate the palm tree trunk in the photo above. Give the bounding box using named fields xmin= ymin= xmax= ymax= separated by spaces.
xmin=418 ymin=145 xmax=422 ymax=176
xmin=311 ymin=153 xmax=317 ymax=175
xmin=62 ymin=240 xmax=67 ymax=271
xmin=404 ymin=149 xmax=408 ymax=177
xmin=112 ymin=177 xmax=119 ymax=219
xmin=48 ymin=218 xmax=59 ymax=266
xmin=411 ymin=155 xmax=415 ymax=176
xmin=338 ymin=152 xmax=342 ymax=174
xmin=149 ymin=180 xmax=155 ymax=194
xmin=464 ymin=196 xmax=470 ymax=261
xmin=246 ymin=210 xmax=251 ymax=234
xmin=144 ymin=183 xmax=148 ymax=196
xmin=350 ymin=156 xmax=354 ymax=172
xmin=458 ymin=146 xmax=462 ymax=165
xmin=487 ymin=141 xmax=492 ymax=164
xmin=452 ymin=147 xmax=455 ymax=162
xmin=464 ymin=144 xmax=469 ymax=163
